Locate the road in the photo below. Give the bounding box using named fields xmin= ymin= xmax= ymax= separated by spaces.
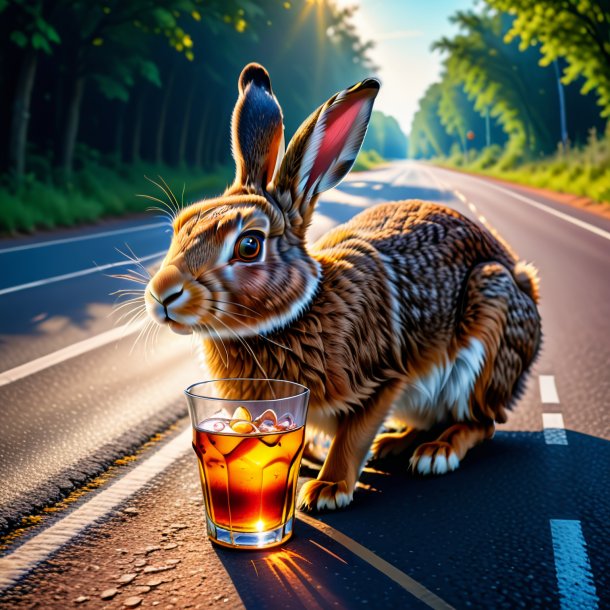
xmin=0 ymin=161 xmax=608 ymax=609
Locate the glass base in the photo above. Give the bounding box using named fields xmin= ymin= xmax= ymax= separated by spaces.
xmin=206 ymin=515 xmax=294 ymax=549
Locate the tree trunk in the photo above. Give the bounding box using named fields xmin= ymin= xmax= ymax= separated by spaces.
xmin=9 ymin=49 xmax=38 ymax=183
xmin=177 ymin=82 xmax=196 ymax=167
xmin=212 ymin=108 xmax=229 ymax=166
xmin=114 ymin=103 xmax=125 ymax=164
xmin=194 ymin=101 xmax=211 ymax=168
xmin=130 ymin=94 xmax=144 ymax=163
xmin=155 ymin=71 xmax=175 ymax=166
xmin=60 ymin=76 xmax=85 ymax=179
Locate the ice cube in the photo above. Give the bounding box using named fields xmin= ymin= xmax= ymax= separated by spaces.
xmin=229 ymin=420 xmax=259 ymax=434
xmin=232 ymin=406 xmax=252 ymax=422
xmin=276 ymin=413 xmax=295 ymax=430
xmin=253 ymin=409 xmax=278 ymax=431
xmin=199 ymin=418 xmax=229 ymax=432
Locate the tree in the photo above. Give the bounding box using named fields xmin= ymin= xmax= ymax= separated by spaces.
xmin=484 ymin=0 xmax=610 ymax=118
xmin=1 ymin=0 xmax=60 ymax=183
xmin=363 ymin=111 xmax=407 ymax=158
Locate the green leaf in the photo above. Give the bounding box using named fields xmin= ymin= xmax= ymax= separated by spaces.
xmin=45 ymin=25 xmax=61 ymax=44
xmin=31 ymin=32 xmax=51 ymax=53
xmin=93 ymin=75 xmax=130 ymax=102
xmin=10 ymin=31 xmax=28 ymax=48
xmin=137 ymin=60 xmax=162 ymax=87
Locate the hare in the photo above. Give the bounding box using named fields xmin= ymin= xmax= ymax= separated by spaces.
xmin=145 ymin=63 xmax=541 ymax=511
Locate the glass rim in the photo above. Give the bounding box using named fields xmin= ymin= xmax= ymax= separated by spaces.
xmin=184 ymin=378 xmax=310 ymax=403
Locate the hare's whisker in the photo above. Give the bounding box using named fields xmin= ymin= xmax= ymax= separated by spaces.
xmin=209 ymin=306 xmax=254 ymax=320
xmin=130 ymin=318 xmax=153 ymax=355
xmin=145 ymin=206 xmax=174 ymax=225
xmin=137 ymin=193 xmax=177 ymax=222
xmin=207 ymin=299 xmax=262 ymax=317
xmin=108 ymin=273 xmax=149 ymax=285
xmin=116 ymin=306 xmax=147 ymax=326
xmin=209 ymin=312 xmax=274 ymax=396
xmin=158 ymin=175 xmax=180 ymax=211
xmin=211 ymin=307 xmax=295 ymax=354
xmin=143 ymin=175 xmax=179 ymax=217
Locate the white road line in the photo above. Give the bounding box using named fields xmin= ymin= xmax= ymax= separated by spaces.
xmin=0 ymin=427 xmax=192 ymax=591
xmin=0 ymin=321 xmax=145 ymax=387
xmin=0 ymin=222 xmax=167 ymax=255
xmin=539 ymin=375 xmax=560 ymax=404
xmin=550 ymin=520 xmax=599 ymax=610
xmin=0 ymin=250 xmax=164 ymax=296
xmin=455 ymin=175 xmax=610 ymax=242
xmin=542 ymin=413 xmax=568 ymax=446
xmin=298 ymin=512 xmax=455 ymax=610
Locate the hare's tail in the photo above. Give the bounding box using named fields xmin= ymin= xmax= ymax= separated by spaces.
xmin=458 ymin=261 xmax=542 ymax=424
xmin=513 ymin=260 xmax=540 ymax=305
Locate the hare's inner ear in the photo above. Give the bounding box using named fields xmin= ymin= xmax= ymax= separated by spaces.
xmin=231 ymin=63 xmax=285 ymax=190
xmin=272 ymin=78 xmax=380 ymax=229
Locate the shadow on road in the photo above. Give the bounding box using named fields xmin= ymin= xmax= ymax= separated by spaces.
xmin=215 ymin=430 xmax=609 ymax=609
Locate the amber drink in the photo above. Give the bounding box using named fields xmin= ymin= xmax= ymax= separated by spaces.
xmin=185 ymin=379 xmax=309 ymax=549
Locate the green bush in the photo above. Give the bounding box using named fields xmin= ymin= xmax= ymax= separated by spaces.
xmin=0 ymin=164 xmax=232 ymax=235
xmin=436 ymin=128 xmax=610 ymax=206
xmin=352 ymin=149 xmax=385 ymax=171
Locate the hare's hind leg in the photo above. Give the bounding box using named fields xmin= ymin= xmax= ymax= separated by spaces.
xmin=371 ymin=426 xmax=424 ymax=459
xmin=410 ymin=261 xmax=540 ymax=476
xmin=298 ymin=380 xmax=404 ymax=512
xmin=410 ymin=421 xmax=495 ymax=475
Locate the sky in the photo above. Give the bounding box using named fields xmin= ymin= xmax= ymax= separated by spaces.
xmin=335 ymin=0 xmax=474 ymax=135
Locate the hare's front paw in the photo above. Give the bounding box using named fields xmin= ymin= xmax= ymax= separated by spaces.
xmin=297 ymin=479 xmax=353 ymax=512
xmin=410 ymin=441 xmax=460 ymax=475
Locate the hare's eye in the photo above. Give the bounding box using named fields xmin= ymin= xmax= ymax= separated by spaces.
xmin=234 ymin=232 xmax=263 ymax=262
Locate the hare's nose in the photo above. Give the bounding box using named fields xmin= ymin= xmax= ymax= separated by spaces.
xmin=148 ymin=265 xmax=185 ymax=306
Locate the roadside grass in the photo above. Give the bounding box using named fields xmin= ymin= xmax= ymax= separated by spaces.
xmin=353 ymin=149 xmax=385 ymax=171
xmin=434 ymin=127 xmax=610 ymax=206
xmin=0 ymin=163 xmax=232 ymax=235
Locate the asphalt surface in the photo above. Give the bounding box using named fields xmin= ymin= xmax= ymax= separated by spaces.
xmin=0 ymin=161 xmax=608 ymax=608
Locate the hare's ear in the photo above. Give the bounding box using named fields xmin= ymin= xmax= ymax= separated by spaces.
xmin=231 ymin=63 xmax=285 ymax=190
xmin=272 ymin=78 xmax=379 ymax=234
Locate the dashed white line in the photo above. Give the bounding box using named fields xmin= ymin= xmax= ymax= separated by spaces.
xmin=0 ymin=320 xmax=145 ymax=387
xmin=542 ymin=413 xmax=568 ymax=446
xmin=0 ymin=426 xmax=192 ymax=590
xmin=540 ymin=375 xmax=560 ymax=404
xmin=550 ymin=520 xmax=599 ymax=609
xmin=0 ymin=222 xmax=167 ymax=254
xmin=450 ymin=172 xmax=610 ymax=242
xmin=0 ymin=250 xmax=164 ymax=296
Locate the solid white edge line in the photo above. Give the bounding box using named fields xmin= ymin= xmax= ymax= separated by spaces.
xmin=434 ymin=167 xmax=610 ymax=242
xmin=0 ymin=251 xmax=165 ymax=296
xmin=0 ymin=223 xmax=168 ymax=255
xmin=550 ymin=519 xmax=599 ymax=609
xmin=539 ymin=375 xmax=560 ymax=404
xmin=297 ymin=512 xmax=455 ymax=610
xmin=0 ymin=321 xmax=145 ymax=387
xmin=0 ymin=427 xmax=192 ymax=590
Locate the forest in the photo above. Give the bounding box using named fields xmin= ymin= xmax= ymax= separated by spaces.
xmin=2 ymin=1 xmax=608 ymax=234
xmin=0 ymin=0 xmax=406 ymax=233
xmin=410 ymin=0 xmax=610 ymax=205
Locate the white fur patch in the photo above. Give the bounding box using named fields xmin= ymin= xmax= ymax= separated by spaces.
xmin=411 ymin=450 xmax=460 ymax=476
xmin=391 ymin=338 xmax=486 ymax=429
xmin=413 ymin=454 xmax=432 ymax=475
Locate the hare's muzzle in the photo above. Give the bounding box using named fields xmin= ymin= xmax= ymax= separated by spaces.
xmin=145 ymin=264 xmax=202 ymax=335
